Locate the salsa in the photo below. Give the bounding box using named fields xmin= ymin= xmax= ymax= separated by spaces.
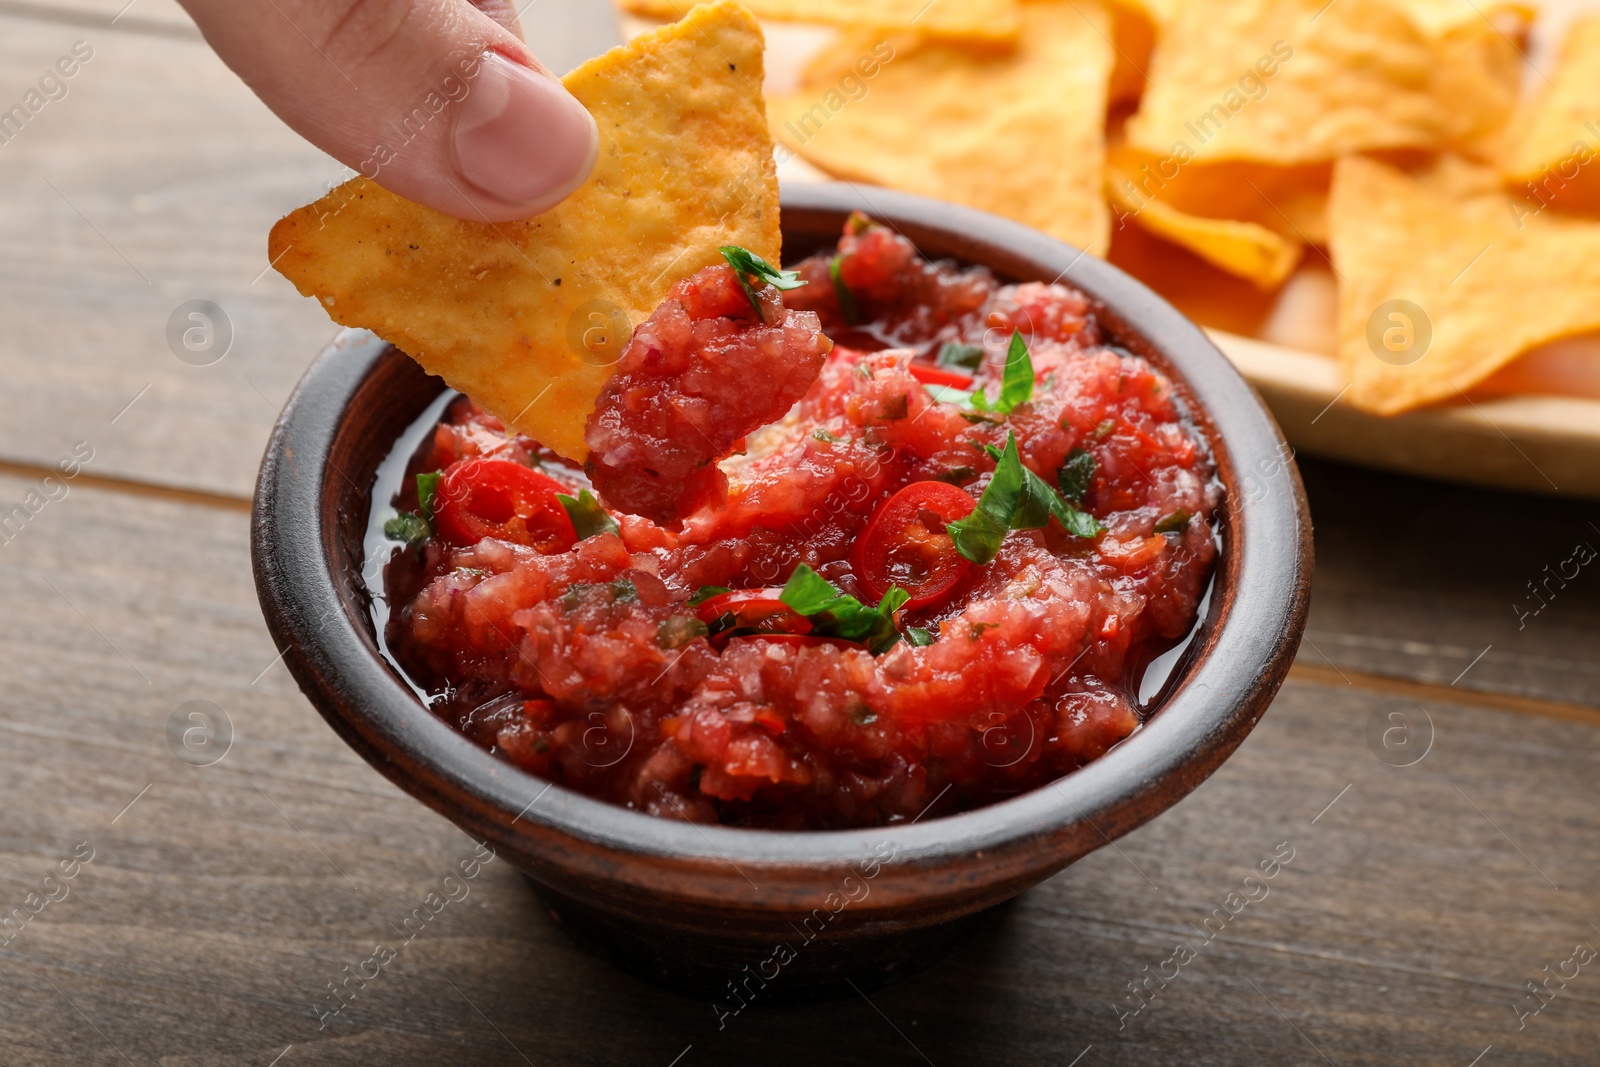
xmin=377 ymin=215 xmax=1220 ymax=829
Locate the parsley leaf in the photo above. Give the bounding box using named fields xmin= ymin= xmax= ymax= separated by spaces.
xmin=416 ymin=471 xmax=441 ymax=520
xmin=905 ymin=626 xmax=937 ymax=647
xmin=1154 ymin=509 xmax=1191 ymax=534
xmin=556 ymin=489 xmax=620 ymax=540
xmin=995 ymin=330 xmax=1034 ymax=413
xmin=829 ymin=254 xmax=861 ymax=325
xmin=687 ymin=585 xmax=732 ymax=606
xmin=384 ymin=512 xmax=430 ymax=546
xmin=948 ymin=433 xmax=1102 ymax=564
xmin=778 ymin=565 xmax=909 ymax=655
xmin=720 ymin=245 xmax=805 ymax=316
xmin=1057 ymin=448 xmax=1095 ymax=505
xmin=937 ymin=342 xmax=985 ymax=372
xmin=923 ymin=331 xmax=1034 ymax=416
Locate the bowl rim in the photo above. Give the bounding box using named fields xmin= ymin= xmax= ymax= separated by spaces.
xmin=252 ymin=182 xmax=1311 ymax=898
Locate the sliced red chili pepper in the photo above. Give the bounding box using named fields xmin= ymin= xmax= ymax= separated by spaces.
xmin=432 ymin=457 xmax=578 ymax=552
xmin=695 ymin=589 xmax=812 ymax=636
xmin=852 ymin=481 xmax=977 ymax=609
xmin=907 ymin=363 xmax=975 ymax=389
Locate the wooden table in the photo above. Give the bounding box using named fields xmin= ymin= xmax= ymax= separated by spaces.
xmin=2 ymin=3 xmax=1597 ymax=1064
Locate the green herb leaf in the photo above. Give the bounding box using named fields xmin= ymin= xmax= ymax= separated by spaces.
xmin=995 ymin=330 xmax=1034 ymax=414
xmin=687 ymin=585 xmax=732 ymax=606
xmin=383 ymin=512 xmax=430 ymax=546
xmin=778 ymin=565 xmax=909 ymax=655
xmin=829 ymin=254 xmax=861 ymax=325
xmin=844 ymin=210 xmax=875 ymax=236
xmin=1154 ymin=509 xmax=1192 ymax=535
xmin=657 ymin=615 xmax=709 ymax=650
xmin=1093 ymin=418 xmax=1116 ymax=439
xmin=906 ymin=627 xmax=937 ymax=647
xmin=948 ymin=433 xmax=1102 ymax=564
xmin=933 ymin=466 xmax=975 ymax=486
xmin=416 ymin=471 xmax=441 ymax=520
xmin=556 ymin=489 xmax=620 ymax=541
xmin=937 ymin=342 xmax=985 ymax=373
xmin=720 ymin=245 xmax=805 ymax=316
xmin=922 ymin=332 xmax=1033 ymax=415
xmin=1057 ymin=448 xmax=1096 ymax=505
xmin=925 ymin=383 xmax=976 ymax=406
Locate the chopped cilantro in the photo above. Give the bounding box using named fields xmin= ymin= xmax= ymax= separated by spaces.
xmin=905 ymin=626 xmax=937 ymax=647
xmin=947 ymin=432 xmax=1101 ymax=565
xmin=936 ymin=342 xmax=985 ymax=372
xmin=556 ymin=488 xmax=620 ymax=540
xmin=925 ymin=331 xmax=1034 ymax=416
xmin=778 ymin=565 xmax=909 ymax=655
xmin=880 ymin=393 xmax=909 ymax=421
xmin=1093 ymin=418 xmax=1116 ymax=439
xmin=1057 ymin=448 xmax=1096 ymax=505
xmin=812 ymin=428 xmax=841 ymax=444
xmin=968 ymin=621 xmax=1000 ymax=640
xmin=610 ymin=577 xmax=638 ymax=602
xmin=1154 ymin=509 xmax=1192 ymax=535
xmin=657 ymin=615 xmax=709 ymax=650
xmin=687 ymin=585 xmax=732 ymax=606
xmin=383 ymin=512 xmax=430 ymax=546
xmin=829 ymin=255 xmax=861 ymax=325
xmin=416 ymin=471 xmax=441 ymax=520
xmin=992 ymin=331 xmax=1035 ymax=414
xmin=720 ymin=245 xmax=805 ymax=316
xmin=849 ymin=703 xmax=878 ymax=725
xmin=933 ymin=466 xmax=976 ymax=486
xmin=925 ymin=383 xmax=975 ymax=406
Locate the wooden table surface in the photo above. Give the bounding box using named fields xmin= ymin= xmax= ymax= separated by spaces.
xmin=2 ymin=3 xmax=1597 ymax=1065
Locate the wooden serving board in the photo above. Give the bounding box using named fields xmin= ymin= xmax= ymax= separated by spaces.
xmin=1211 ymin=331 xmax=1600 ymax=500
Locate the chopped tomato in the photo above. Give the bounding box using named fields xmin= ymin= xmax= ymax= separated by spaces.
xmin=852 ymin=481 xmax=976 ymax=609
xmin=432 ymin=458 xmax=578 ymax=552
xmin=907 ymin=363 xmax=975 ymax=389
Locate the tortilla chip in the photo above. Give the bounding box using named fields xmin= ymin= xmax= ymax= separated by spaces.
xmin=618 ymin=0 xmax=1021 ymax=41
xmin=1107 ymin=162 xmax=1302 ymax=288
xmin=1106 ymin=0 xmax=1155 ymax=104
xmin=1500 ymin=16 xmax=1600 ymax=215
xmin=770 ymin=1 xmax=1112 ymax=255
xmin=268 ymin=1 xmax=778 ymax=461
xmin=1329 ymin=155 xmax=1600 ymax=414
xmin=1124 ymin=0 xmax=1525 ymax=165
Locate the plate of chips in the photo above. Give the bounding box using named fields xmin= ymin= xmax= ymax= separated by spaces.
xmin=620 ymin=0 xmax=1600 ymax=498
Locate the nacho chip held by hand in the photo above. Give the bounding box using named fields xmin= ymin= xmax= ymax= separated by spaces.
xmin=1329 ymin=155 xmax=1600 ymax=415
xmin=268 ymin=0 xmax=779 ymax=461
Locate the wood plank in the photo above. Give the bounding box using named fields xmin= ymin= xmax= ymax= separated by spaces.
xmin=1296 ymin=456 xmax=1600 ymax=709
xmin=1 ymin=476 xmax=1595 ymax=1064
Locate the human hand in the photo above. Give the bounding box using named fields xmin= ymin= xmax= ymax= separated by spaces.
xmin=180 ymin=0 xmax=599 ymax=221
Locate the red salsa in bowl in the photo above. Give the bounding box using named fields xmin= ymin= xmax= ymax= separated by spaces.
xmin=371 ymin=215 xmax=1220 ymax=830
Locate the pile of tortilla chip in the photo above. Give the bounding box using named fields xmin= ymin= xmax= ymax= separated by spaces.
xmin=619 ymin=0 xmax=1600 ymax=416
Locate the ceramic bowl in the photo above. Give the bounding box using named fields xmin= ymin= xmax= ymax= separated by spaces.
xmin=251 ymin=182 xmax=1313 ymax=999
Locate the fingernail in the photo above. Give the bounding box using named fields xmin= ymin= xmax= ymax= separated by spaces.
xmin=453 ymin=51 xmax=598 ymax=214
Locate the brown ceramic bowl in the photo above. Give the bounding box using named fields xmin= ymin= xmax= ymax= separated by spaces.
xmin=252 ymin=183 xmax=1312 ymax=999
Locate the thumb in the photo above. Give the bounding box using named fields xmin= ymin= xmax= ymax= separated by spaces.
xmin=181 ymin=0 xmax=599 ymax=221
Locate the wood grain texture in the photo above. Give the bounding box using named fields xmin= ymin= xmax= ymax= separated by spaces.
xmin=1 ymin=474 xmax=1596 ymax=1066
xmin=1 ymin=5 xmax=1598 ymax=1063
